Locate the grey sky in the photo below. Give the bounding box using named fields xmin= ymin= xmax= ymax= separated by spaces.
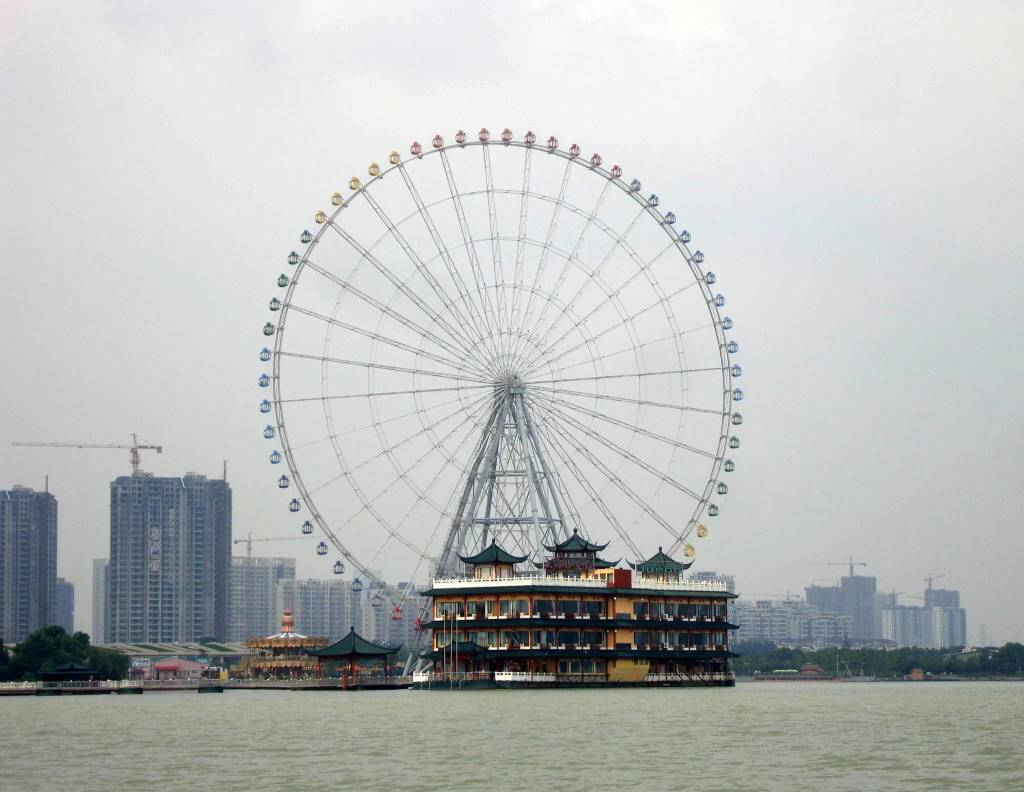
xmin=2 ymin=2 xmax=1021 ymax=642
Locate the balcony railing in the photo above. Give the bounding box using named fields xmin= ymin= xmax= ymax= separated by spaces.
xmin=430 ymin=574 xmax=727 ymax=592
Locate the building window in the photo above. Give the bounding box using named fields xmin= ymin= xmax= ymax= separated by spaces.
xmin=535 ymin=599 xmax=554 ymax=616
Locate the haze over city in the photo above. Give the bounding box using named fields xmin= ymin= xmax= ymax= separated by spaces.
xmin=2 ymin=1 xmax=1022 ymax=644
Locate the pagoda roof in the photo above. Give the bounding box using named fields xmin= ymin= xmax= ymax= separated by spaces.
xmin=593 ymin=557 xmax=621 ymax=569
xmin=544 ymin=529 xmax=608 ymax=553
xmin=629 ymin=547 xmax=694 ymax=574
xmin=311 ymin=628 xmax=400 ymax=658
xmin=458 ymin=540 xmax=528 ymax=566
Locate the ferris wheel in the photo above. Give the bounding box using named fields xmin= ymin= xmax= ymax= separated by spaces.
xmin=259 ymin=127 xmax=742 ymax=606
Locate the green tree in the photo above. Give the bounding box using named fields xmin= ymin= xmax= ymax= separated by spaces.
xmin=6 ymin=626 xmax=127 ymax=681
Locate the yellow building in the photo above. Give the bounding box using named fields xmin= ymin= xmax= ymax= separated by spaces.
xmin=418 ymin=532 xmax=736 ymax=688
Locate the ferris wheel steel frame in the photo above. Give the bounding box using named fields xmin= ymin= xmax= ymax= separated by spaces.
xmin=265 ymin=133 xmax=739 ymax=611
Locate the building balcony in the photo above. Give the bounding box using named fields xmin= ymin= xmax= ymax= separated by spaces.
xmin=428 ymin=574 xmax=728 ymax=593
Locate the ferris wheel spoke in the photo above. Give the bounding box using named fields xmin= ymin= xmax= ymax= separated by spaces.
xmin=536 ymin=206 xmax=648 ymax=344
xmin=524 ymin=396 xmax=643 ymax=559
xmin=535 ymin=330 xmax=684 ymax=377
xmin=514 ymin=157 xmax=573 ymax=347
xmin=529 ymin=383 xmax=724 ymax=419
xmin=543 ymin=395 xmax=720 ymax=461
xmin=438 ymin=151 xmax=500 ymax=338
xmin=299 ymin=257 xmax=484 ymax=372
xmin=532 ymin=400 xmax=681 ymax=537
xmin=329 ymin=391 xmax=495 ymax=542
xmin=396 ymin=164 xmax=497 ymax=365
xmin=277 ymin=382 xmax=492 ymax=404
xmin=324 ymin=219 xmax=499 ymax=377
xmin=285 ymin=302 xmax=477 ymax=375
xmin=530 ymin=366 xmax=724 ymax=386
xmin=533 ymin=239 xmax=675 ymax=362
xmin=527 ymin=178 xmax=612 ymax=345
xmin=279 ymin=350 xmax=491 ymax=384
xmin=511 ymin=145 xmax=532 ymax=330
xmin=522 ymin=278 xmax=701 ymax=377
xmin=538 ymin=398 xmax=707 ymax=502
xmin=356 ymin=188 xmax=493 ymax=370
xmin=481 ymin=145 xmax=508 ymax=337
xmin=314 ymin=389 xmax=493 ymax=489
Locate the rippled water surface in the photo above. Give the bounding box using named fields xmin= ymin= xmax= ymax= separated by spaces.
xmin=3 ymin=682 xmax=1022 ymax=791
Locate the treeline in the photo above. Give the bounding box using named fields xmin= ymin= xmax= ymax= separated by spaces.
xmin=0 ymin=625 xmax=129 ymax=682
xmin=732 ymin=640 xmax=1024 ymax=677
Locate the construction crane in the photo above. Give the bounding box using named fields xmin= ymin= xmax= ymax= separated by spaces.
xmin=808 ymin=556 xmax=867 ymax=578
xmin=11 ymin=433 xmax=162 ymax=475
xmin=924 ymin=572 xmax=947 ymax=590
xmin=233 ymin=532 xmax=305 ymax=560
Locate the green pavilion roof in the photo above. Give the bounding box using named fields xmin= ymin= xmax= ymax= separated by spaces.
xmin=311 ymin=628 xmax=400 ymax=657
xmin=544 ymin=529 xmax=609 ymax=553
xmin=458 ymin=540 xmax=529 ymax=566
xmin=629 ymin=547 xmax=694 ymax=574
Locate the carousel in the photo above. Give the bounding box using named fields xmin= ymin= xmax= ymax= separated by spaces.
xmin=239 ymin=609 xmax=328 ymax=679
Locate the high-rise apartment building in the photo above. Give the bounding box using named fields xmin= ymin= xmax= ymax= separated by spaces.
xmin=880 ymin=587 xmax=967 ymax=648
xmin=1 ymin=486 xmax=58 ymax=644
xmin=805 ymin=575 xmax=877 ymax=642
xmin=278 ymin=578 xmax=355 ymax=640
xmin=228 ymin=556 xmax=296 ymax=642
xmin=55 ymin=577 xmax=75 ymax=633
xmin=108 ymin=472 xmax=231 ymax=643
xmin=92 ymin=559 xmax=109 ymax=643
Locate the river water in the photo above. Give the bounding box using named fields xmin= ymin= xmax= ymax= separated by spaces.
xmin=2 ymin=682 xmax=1021 ymax=791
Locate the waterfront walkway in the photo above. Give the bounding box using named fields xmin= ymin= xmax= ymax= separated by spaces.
xmin=0 ymin=678 xmax=413 ymax=696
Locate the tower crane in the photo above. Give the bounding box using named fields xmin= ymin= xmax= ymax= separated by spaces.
xmin=808 ymin=556 xmax=867 ymax=578
xmin=233 ymin=532 xmax=306 ymax=560
xmin=11 ymin=433 xmax=162 ymax=475
xmin=924 ymin=572 xmax=947 ymax=590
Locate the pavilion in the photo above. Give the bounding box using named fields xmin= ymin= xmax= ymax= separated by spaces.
xmin=310 ymin=627 xmax=401 ymax=687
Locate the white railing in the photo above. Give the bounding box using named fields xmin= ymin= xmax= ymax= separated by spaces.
xmin=645 ymin=671 xmax=735 ymax=683
xmin=494 ymin=671 xmax=558 ymax=682
xmin=431 ymin=574 xmax=727 ymax=592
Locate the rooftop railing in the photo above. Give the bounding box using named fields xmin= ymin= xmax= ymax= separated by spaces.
xmin=430 ymin=574 xmax=727 ymax=592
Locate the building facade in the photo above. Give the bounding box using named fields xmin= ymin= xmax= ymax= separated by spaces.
xmin=92 ymin=559 xmax=109 ymax=643
xmin=1 ymin=486 xmax=58 ymax=644
xmin=108 ymin=472 xmax=231 ymax=643
xmin=228 ymin=556 xmax=296 ymax=642
xmin=733 ymin=599 xmax=850 ymax=648
xmin=881 ymin=601 xmax=967 ymax=649
xmin=420 ymin=537 xmax=736 ymax=687
xmin=278 ymin=578 xmax=356 ymax=640
xmin=55 ymin=577 xmax=75 ymax=633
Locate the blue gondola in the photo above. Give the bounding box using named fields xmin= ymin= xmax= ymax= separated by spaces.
xmin=269 ymin=450 xmax=281 ymax=464
xmin=352 ymin=577 xmax=364 ymax=593
xmin=259 ymin=347 xmax=272 ymax=362
xmin=259 ymin=373 xmax=270 ymax=388
xmin=263 ymin=425 xmax=275 ymax=439
xmin=287 ymin=251 xmax=300 ymax=265
xmin=302 ymin=520 xmax=313 ymax=535
xmin=333 ymin=561 xmax=345 ymax=575
xmin=260 ymin=400 xmax=272 ymax=414
xmin=278 ymin=475 xmax=290 ymax=488
xmin=288 ymin=498 xmax=301 ymax=513
xmin=316 ymin=541 xmax=328 ymax=556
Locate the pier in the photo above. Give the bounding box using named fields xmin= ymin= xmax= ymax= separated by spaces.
xmin=0 ymin=678 xmax=413 ymax=696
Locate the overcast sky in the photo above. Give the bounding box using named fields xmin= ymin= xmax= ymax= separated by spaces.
xmin=2 ymin=1 xmax=1021 ymax=643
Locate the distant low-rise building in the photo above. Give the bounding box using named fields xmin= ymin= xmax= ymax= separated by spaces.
xmin=733 ymin=598 xmax=850 ymax=648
